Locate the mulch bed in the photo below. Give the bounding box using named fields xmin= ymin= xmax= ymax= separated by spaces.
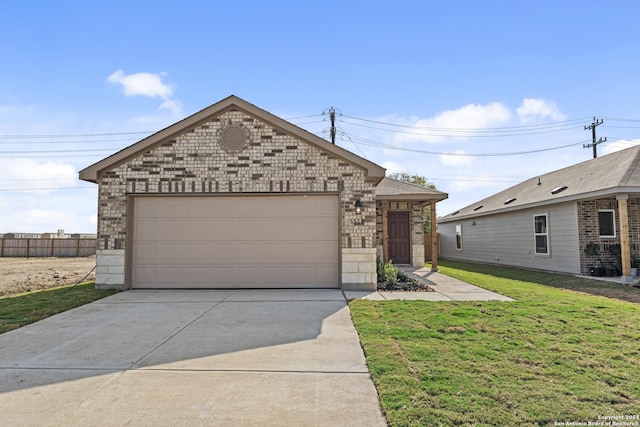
xmin=377 ymin=278 xmax=435 ymax=292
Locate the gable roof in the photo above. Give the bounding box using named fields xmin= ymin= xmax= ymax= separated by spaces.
xmin=439 ymin=144 xmax=640 ymax=222
xmin=375 ymin=177 xmax=448 ymax=202
xmin=79 ymin=95 xmax=386 ymax=183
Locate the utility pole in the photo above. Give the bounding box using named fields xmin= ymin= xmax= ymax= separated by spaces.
xmin=329 ymin=107 xmax=336 ymax=144
xmin=322 ymin=106 xmax=339 ymax=144
xmin=583 ymin=117 xmax=606 ymax=158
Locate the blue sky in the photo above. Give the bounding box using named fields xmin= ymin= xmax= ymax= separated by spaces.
xmin=1 ymin=1 xmax=640 ymax=233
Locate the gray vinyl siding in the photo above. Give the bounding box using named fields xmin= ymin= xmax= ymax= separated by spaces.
xmin=439 ymin=202 xmax=580 ymax=274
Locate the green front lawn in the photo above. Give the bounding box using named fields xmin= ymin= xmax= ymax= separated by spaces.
xmin=0 ymin=282 xmax=117 ymax=334
xmin=350 ymin=261 xmax=640 ymax=426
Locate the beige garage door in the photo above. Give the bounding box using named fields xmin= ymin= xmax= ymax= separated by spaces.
xmin=131 ymin=195 xmax=339 ymax=288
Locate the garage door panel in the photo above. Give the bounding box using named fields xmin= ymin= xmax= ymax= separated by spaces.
xmin=135 ymin=198 xmax=158 ymax=218
xmin=262 ymin=267 xmax=287 ymax=283
xmin=209 ymin=242 xmax=234 ymax=262
xmin=132 ymin=195 xmax=338 ymax=289
xmin=235 ymin=243 xmax=261 ymax=262
xmin=235 ymin=197 xmax=263 ymax=216
xmin=210 ymin=199 xmax=237 ymax=216
xmin=261 ymin=242 xmax=287 ymax=263
xmin=313 ymin=197 xmax=338 ymax=216
xmin=261 ymin=219 xmax=288 ymax=240
xmin=183 ymin=243 xmax=211 ymax=263
xmin=314 ymin=242 xmax=339 ymax=263
xmin=234 ymin=220 xmax=263 ymax=241
xmin=156 ymin=244 xmax=183 ymax=263
xmin=187 ymin=198 xmax=214 ymax=217
xmin=183 ymin=267 xmax=210 ymax=285
xmin=285 ymin=219 xmax=314 ymax=240
xmin=313 ymin=265 xmax=338 ymax=283
xmin=313 ymin=218 xmax=338 ymax=240
xmin=134 ymin=220 xmax=157 ymax=240
xmin=154 ymin=267 xmax=184 ymax=286
xmin=156 ymin=219 xmax=188 ymax=241
xmin=286 ymin=242 xmax=315 ymax=262
xmin=133 ymin=267 xmax=156 ymax=287
xmin=135 ymin=244 xmax=158 ymax=262
xmin=209 ymin=219 xmax=237 ymax=240
xmin=158 ymin=198 xmax=187 ymax=218
xmin=181 ymin=220 xmax=213 ymax=240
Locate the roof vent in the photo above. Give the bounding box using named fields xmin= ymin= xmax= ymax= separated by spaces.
xmin=504 ymin=197 xmax=517 ymax=205
xmin=551 ymin=185 xmax=568 ymax=195
xmin=219 ymin=124 xmax=250 ymax=154
xmin=451 ymin=210 xmax=460 ymax=216
xmin=473 ymin=205 xmax=484 ymax=211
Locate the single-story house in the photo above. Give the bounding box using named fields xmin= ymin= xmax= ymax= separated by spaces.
xmin=438 ymin=144 xmax=640 ymax=282
xmin=80 ymin=95 xmax=447 ymax=291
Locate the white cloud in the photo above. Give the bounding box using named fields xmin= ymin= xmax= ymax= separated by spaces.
xmin=107 ymin=70 xmax=183 ymax=117
xmin=380 ymin=161 xmax=405 ymax=174
xmin=445 ymin=175 xmax=499 ymax=193
xmin=516 ymin=98 xmax=567 ymax=123
xmin=601 ymin=139 xmax=640 ymax=155
xmin=107 ymin=70 xmax=173 ymax=98
xmin=439 ymin=151 xmax=474 ymax=166
xmin=392 ymin=102 xmax=512 ymax=143
xmin=0 ymin=159 xmax=76 ymax=192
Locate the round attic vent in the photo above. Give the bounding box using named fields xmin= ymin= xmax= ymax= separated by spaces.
xmin=219 ymin=124 xmax=249 ymax=153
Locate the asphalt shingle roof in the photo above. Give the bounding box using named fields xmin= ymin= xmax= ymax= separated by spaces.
xmin=439 ymin=144 xmax=640 ymax=222
xmin=375 ymin=177 xmax=448 ymax=201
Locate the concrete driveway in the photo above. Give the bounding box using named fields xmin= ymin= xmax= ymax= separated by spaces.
xmin=0 ymin=290 xmax=386 ymax=426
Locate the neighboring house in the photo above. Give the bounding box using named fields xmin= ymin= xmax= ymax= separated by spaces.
xmin=438 ymin=145 xmax=640 ymax=281
xmin=80 ymin=96 xmax=447 ymax=291
xmin=2 ymin=233 xmax=42 ymax=239
xmin=42 ymin=230 xmax=71 ymax=239
xmin=71 ymin=233 xmax=98 ymax=239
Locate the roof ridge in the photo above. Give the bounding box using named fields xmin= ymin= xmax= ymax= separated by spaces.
xmin=617 ymin=145 xmax=640 ymax=186
xmin=383 ymin=176 xmax=436 ymax=191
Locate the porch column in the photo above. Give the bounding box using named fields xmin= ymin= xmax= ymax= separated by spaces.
xmin=430 ymin=200 xmax=438 ymax=272
xmin=617 ymin=194 xmax=631 ymax=280
xmin=382 ymin=202 xmax=389 ymax=262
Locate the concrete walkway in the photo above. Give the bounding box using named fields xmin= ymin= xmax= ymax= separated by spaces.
xmin=0 ymin=290 xmax=386 ymax=427
xmin=345 ymin=267 xmax=515 ymax=301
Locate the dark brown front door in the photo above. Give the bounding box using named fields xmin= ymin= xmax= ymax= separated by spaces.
xmin=388 ymin=211 xmax=410 ymax=264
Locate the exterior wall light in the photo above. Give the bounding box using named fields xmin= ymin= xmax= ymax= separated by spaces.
xmin=354 ymin=199 xmax=363 ymax=214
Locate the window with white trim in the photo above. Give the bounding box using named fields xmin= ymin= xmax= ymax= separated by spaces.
xmin=598 ymin=209 xmax=616 ymax=238
xmin=455 ymin=224 xmax=462 ymax=250
xmin=533 ymin=214 xmax=549 ymax=255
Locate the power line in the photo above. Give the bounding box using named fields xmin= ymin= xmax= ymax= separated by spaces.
xmin=0 ymin=148 xmax=115 ymax=154
xmin=339 ymin=130 xmax=590 ymax=157
xmin=341 ymin=114 xmax=591 ymax=132
xmin=0 ymin=138 xmax=139 ymax=145
xmin=340 ymin=118 xmax=585 ymax=138
xmin=0 ymin=131 xmax=152 ymax=138
xmin=0 ymin=186 xmax=96 ymax=192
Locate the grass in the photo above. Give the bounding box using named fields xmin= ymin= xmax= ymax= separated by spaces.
xmin=350 ymin=260 xmax=640 ymax=426
xmin=0 ymin=282 xmax=117 ymax=334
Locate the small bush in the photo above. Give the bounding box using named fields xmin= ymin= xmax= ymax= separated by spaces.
xmin=377 ymin=258 xmax=398 ymax=285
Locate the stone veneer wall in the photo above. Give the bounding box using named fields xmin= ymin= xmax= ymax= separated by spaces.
xmin=96 ymin=109 xmax=377 ymax=289
xmin=577 ymin=197 xmax=640 ymax=275
xmin=375 ymin=200 xmax=425 ymax=268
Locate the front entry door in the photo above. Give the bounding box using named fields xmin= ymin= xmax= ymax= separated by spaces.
xmin=388 ymin=211 xmax=411 ymax=264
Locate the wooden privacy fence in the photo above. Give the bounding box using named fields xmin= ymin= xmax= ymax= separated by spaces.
xmin=0 ymin=238 xmax=97 ymax=257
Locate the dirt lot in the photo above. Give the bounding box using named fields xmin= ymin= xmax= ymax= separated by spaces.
xmin=0 ymin=256 xmax=96 ymax=296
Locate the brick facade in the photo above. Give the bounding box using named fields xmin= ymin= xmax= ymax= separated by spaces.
xmin=96 ymin=109 xmax=377 ymax=289
xmin=577 ymin=197 xmax=640 ymax=275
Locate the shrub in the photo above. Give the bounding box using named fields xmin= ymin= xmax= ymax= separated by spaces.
xmin=377 ymin=258 xmax=398 ymax=285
